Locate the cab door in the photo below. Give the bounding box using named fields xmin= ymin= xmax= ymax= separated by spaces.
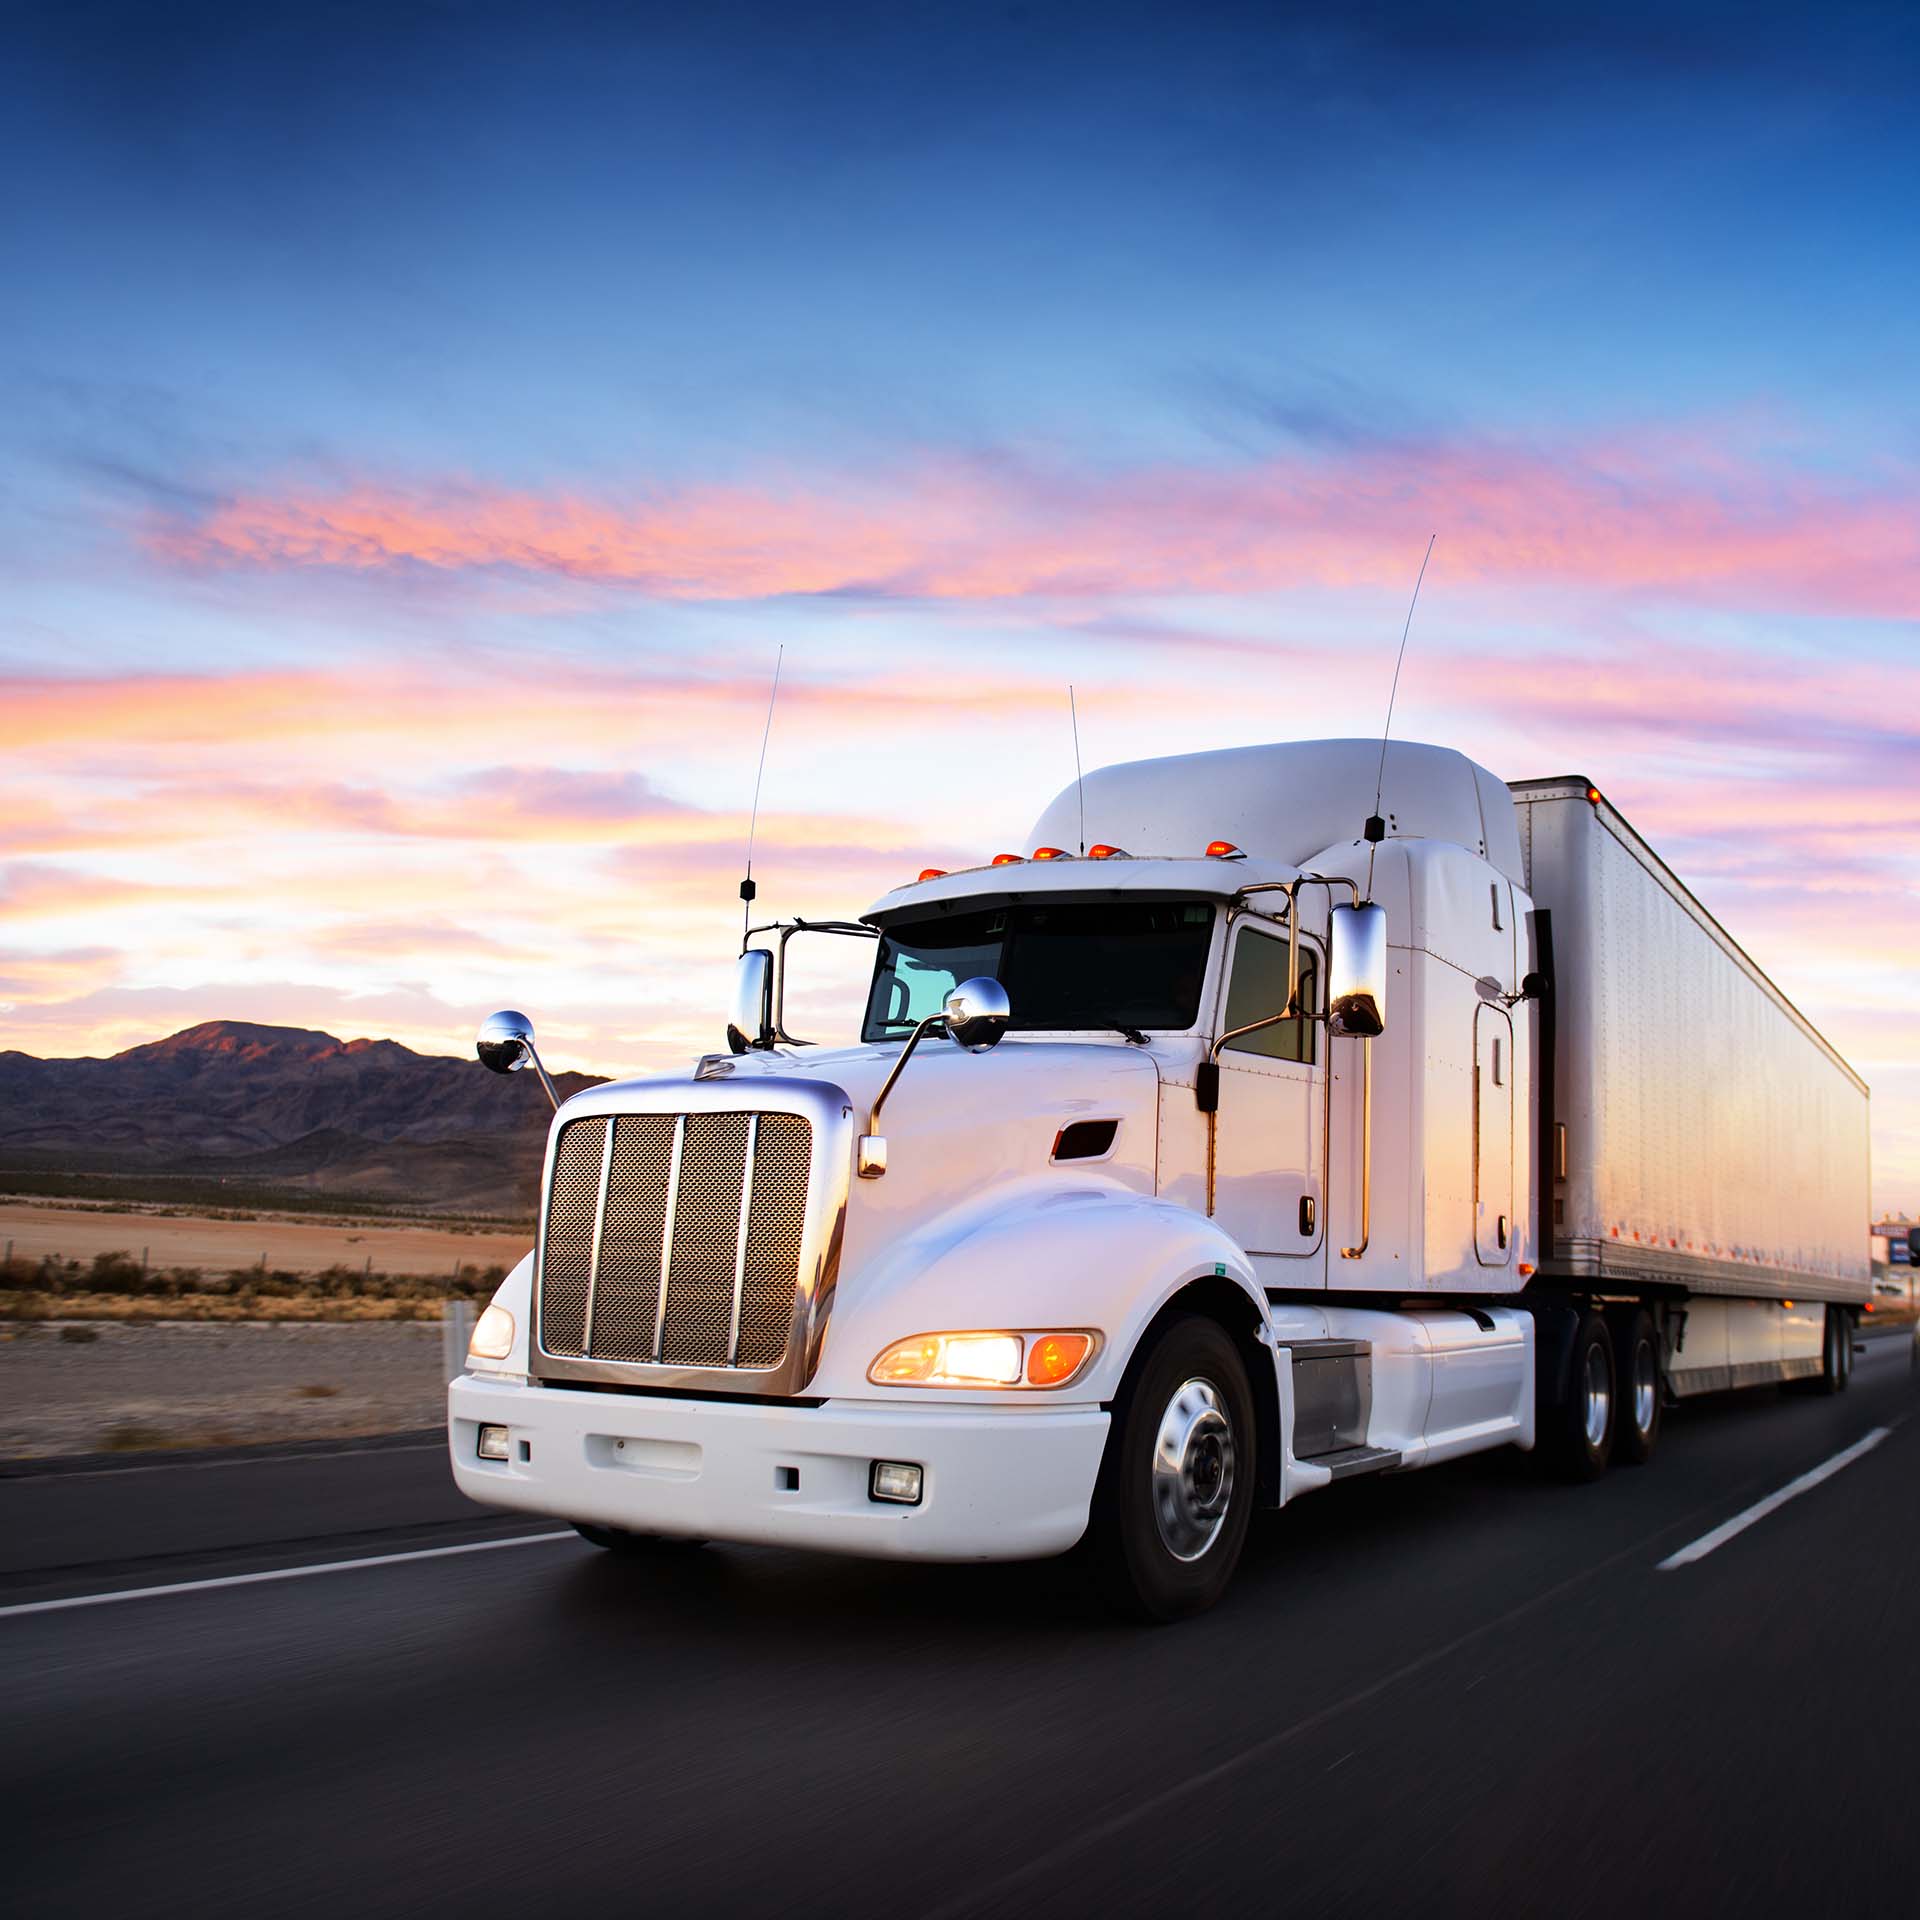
xmin=1211 ymin=921 xmax=1324 ymax=1276
xmin=1474 ymin=1002 xmax=1514 ymax=1267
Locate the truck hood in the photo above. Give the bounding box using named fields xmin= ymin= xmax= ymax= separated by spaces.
xmin=587 ymin=1035 xmax=1164 ymax=1290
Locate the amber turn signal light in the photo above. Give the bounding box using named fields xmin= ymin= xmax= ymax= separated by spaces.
xmin=1026 ymin=1333 xmax=1093 ymax=1386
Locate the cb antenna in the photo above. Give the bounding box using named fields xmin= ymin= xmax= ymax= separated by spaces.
xmin=1364 ymin=533 xmax=1435 ymax=898
xmin=1069 ymin=684 xmax=1086 ymax=855
xmin=741 ymin=644 xmax=784 ymax=941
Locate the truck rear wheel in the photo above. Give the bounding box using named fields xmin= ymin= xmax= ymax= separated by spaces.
xmin=1544 ymin=1309 xmax=1615 ymax=1481
xmin=1610 ymin=1308 xmax=1661 ymax=1467
xmin=1087 ymin=1314 xmax=1255 ymax=1623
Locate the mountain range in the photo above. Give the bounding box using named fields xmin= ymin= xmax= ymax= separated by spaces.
xmin=0 ymin=1021 xmax=605 ymax=1216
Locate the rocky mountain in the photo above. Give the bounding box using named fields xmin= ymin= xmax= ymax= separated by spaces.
xmin=0 ymin=1021 xmax=605 ymax=1215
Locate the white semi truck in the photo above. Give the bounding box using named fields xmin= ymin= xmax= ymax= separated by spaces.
xmin=449 ymin=739 xmax=1870 ymax=1618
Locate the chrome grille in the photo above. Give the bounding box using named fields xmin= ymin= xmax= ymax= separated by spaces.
xmin=539 ymin=1109 xmax=813 ymax=1372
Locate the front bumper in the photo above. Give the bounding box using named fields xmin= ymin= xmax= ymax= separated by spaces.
xmin=449 ymin=1373 xmax=1109 ymax=1563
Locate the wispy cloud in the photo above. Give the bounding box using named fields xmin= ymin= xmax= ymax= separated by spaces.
xmin=146 ymin=430 xmax=1920 ymax=616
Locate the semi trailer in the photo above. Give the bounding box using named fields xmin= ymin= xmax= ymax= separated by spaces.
xmin=449 ymin=738 xmax=1871 ymax=1618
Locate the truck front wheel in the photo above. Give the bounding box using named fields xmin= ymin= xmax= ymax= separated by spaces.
xmin=1087 ymin=1314 xmax=1256 ymax=1623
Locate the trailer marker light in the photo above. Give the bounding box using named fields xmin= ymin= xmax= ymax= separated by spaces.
xmin=917 ymin=868 xmax=948 ymax=882
xmin=870 ymin=1461 xmax=924 ymax=1505
xmin=476 ymin=1425 xmax=511 ymax=1462
xmin=1205 ymin=841 xmax=1245 ymax=859
xmin=1517 ymin=1262 xmax=1535 ymax=1277
xmin=1087 ymin=844 xmax=1127 ymax=859
xmin=991 ymin=853 xmax=1025 ymax=866
xmin=1585 ymin=785 xmax=1603 ymax=806
xmin=1031 ymin=846 xmax=1070 ymax=860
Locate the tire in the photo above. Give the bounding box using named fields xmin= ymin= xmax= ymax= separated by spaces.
xmin=1543 ymin=1309 xmax=1615 ymax=1481
xmin=1086 ymin=1314 xmax=1256 ymax=1622
xmin=1610 ymin=1307 xmax=1661 ymax=1468
xmin=1814 ymin=1307 xmax=1848 ymax=1396
xmin=572 ymin=1522 xmax=707 ymax=1554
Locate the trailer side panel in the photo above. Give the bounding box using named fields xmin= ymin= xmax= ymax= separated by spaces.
xmin=1514 ymin=782 xmax=1869 ymax=1304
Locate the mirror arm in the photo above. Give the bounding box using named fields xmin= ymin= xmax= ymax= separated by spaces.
xmin=857 ymin=1012 xmax=946 ymax=1179
xmin=519 ymin=1037 xmax=560 ymax=1112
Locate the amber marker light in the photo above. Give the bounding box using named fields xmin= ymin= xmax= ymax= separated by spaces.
xmin=917 ymin=868 xmax=948 ymax=882
xmin=1087 ymin=844 xmax=1127 ymax=860
xmin=1031 ymin=846 xmax=1070 ymax=860
xmin=1026 ymin=1332 xmax=1093 ymax=1386
xmin=1205 ymin=840 xmax=1244 ymax=858
xmin=1585 ymin=785 xmax=1603 ymax=806
xmin=991 ymin=853 xmax=1025 ymax=866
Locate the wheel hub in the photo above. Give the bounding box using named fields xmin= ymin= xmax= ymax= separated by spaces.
xmin=1151 ymin=1377 xmax=1236 ymax=1562
xmin=1584 ymin=1343 xmax=1612 ymax=1451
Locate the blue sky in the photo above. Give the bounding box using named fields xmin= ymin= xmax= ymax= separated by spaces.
xmin=3 ymin=0 xmax=1917 ymax=1202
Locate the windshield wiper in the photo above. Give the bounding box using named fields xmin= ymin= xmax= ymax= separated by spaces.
xmin=1091 ymin=1015 xmax=1149 ymax=1045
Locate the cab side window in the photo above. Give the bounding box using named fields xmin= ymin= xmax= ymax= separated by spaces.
xmin=1221 ymin=926 xmax=1318 ymax=1063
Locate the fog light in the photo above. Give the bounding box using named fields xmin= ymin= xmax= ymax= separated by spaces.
xmin=477 ymin=1424 xmax=511 ymax=1462
xmin=870 ymin=1460 xmax=923 ymax=1505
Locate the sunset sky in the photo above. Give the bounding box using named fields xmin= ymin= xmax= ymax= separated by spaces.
xmin=3 ymin=2 xmax=1916 ymax=1208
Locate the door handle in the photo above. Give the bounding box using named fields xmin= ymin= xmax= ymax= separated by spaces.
xmin=1299 ymin=1195 xmax=1316 ymax=1237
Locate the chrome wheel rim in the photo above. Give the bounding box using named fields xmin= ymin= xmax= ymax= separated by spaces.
xmin=1633 ymin=1340 xmax=1657 ymax=1436
xmin=1151 ymin=1376 xmax=1236 ymax=1562
xmin=1583 ymin=1342 xmax=1612 ymax=1451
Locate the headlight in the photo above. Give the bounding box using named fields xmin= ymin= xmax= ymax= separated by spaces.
xmin=468 ymin=1304 xmax=516 ymax=1362
xmin=868 ymin=1329 xmax=1098 ymax=1389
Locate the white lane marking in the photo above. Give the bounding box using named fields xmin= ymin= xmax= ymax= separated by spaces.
xmin=1657 ymin=1428 xmax=1892 ymax=1571
xmin=0 ymin=1530 xmax=576 ymax=1619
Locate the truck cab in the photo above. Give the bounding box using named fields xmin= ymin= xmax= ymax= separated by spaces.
xmin=450 ymin=738 xmax=1544 ymax=1617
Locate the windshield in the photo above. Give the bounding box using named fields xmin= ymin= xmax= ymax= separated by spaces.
xmin=862 ymin=899 xmax=1216 ymax=1041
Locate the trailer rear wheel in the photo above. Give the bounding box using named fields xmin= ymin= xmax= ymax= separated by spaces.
xmin=1544 ymin=1310 xmax=1615 ymax=1481
xmin=1827 ymin=1307 xmax=1853 ymax=1394
xmin=1087 ymin=1314 xmax=1255 ymax=1623
xmin=1611 ymin=1308 xmax=1661 ymax=1467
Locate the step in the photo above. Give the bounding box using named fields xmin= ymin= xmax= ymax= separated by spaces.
xmin=1307 ymin=1444 xmax=1402 ymax=1481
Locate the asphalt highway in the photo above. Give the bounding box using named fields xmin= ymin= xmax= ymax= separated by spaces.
xmin=5 ymin=1329 xmax=1916 ymax=1919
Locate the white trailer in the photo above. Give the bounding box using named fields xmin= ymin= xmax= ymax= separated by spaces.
xmin=449 ymin=738 xmax=1871 ymax=1618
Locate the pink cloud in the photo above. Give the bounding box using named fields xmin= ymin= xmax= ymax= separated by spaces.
xmin=147 ymin=433 xmax=1920 ymax=617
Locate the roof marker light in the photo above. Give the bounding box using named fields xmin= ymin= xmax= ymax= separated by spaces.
xmin=1205 ymin=841 xmax=1245 ymax=859
xmin=1585 ymin=786 xmax=1603 ymax=807
xmin=917 ymin=868 xmax=948 ymax=882
xmin=991 ymin=853 xmax=1025 ymax=867
xmin=1087 ymin=844 xmax=1127 ymax=860
xmin=1031 ymin=847 xmax=1070 ymax=860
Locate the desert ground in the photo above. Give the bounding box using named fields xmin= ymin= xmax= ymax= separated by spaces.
xmin=0 ymin=1320 xmax=451 ymax=1458
xmin=0 ymin=1199 xmax=531 ymax=1278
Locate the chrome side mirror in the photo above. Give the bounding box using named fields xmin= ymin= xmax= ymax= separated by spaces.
xmin=943 ymin=975 xmax=1011 ymax=1051
xmin=726 ymin=949 xmax=774 ymax=1054
xmin=858 ymin=976 xmax=1014 ymax=1177
xmin=476 ymin=1010 xmax=559 ymax=1110
xmin=1327 ymin=903 xmax=1388 ymax=1038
